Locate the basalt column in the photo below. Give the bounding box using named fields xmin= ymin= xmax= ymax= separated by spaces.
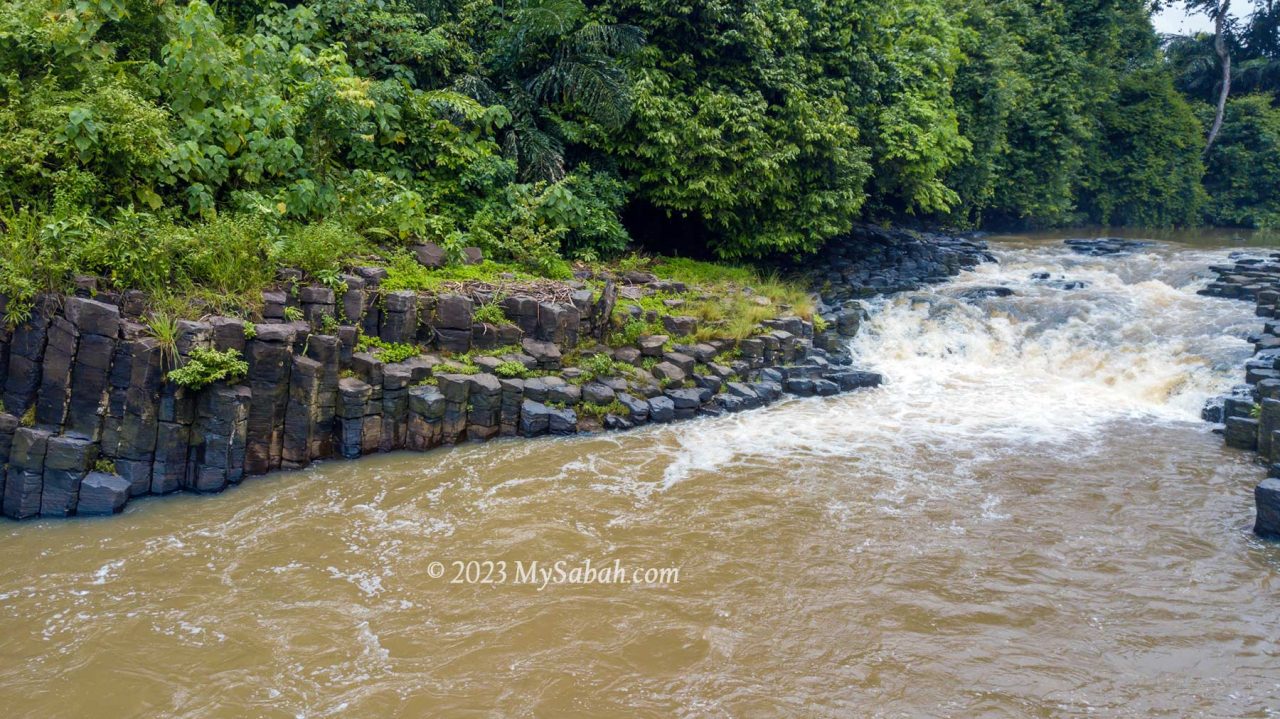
xmin=244 ymin=325 xmax=295 ymax=474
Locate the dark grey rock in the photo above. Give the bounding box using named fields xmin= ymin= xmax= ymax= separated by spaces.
xmin=521 ymin=338 xmax=562 ymax=370
xmin=520 ymin=400 xmax=551 ymax=436
xmin=1256 ymin=478 xmax=1280 ymax=539
xmin=3 ymin=428 xmax=51 ymax=520
xmin=548 ymin=406 xmax=578 ymax=435
xmin=1226 ymin=417 xmax=1260 ymax=450
xmin=64 ymin=297 xmax=120 ymax=337
xmin=77 ymin=472 xmax=130 ymax=515
xmin=651 ymin=361 xmax=685 ymax=384
xmin=648 ymin=396 xmax=675 ymax=423
xmin=436 ymin=294 xmax=473 ymax=330
xmin=638 ymin=335 xmax=668 ymax=357
xmin=582 ymin=382 xmax=616 ymax=405
xmin=412 ymin=242 xmax=447 ymax=268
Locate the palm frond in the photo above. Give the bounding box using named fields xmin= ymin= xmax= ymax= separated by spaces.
xmin=527 ymin=55 xmax=634 ymax=128
xmin=572 ymin=22 xmax=645 ymax=56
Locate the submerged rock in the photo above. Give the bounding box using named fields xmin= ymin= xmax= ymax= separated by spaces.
xmin=1064 ymin=238 xmax=1153 ymax=256
xmin=956 ymin=286 xmax=1015 ymax=301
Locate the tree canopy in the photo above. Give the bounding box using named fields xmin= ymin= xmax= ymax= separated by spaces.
xmin=0 ymin=0 xmax=1276 ymax=298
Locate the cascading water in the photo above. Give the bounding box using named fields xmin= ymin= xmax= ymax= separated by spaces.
xmin=1 ymin=236 xmax=1277 ymax=718
xmin=660 ymin=242 xmax=1256 ymax=490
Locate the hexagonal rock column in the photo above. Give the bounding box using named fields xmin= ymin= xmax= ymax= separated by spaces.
xmin=64 ymin=297 xmax=121 ymax=441
xmin=3 ymin=295 xmax=56 ymax=416
xmin=433 ymin=294 xmax=473 ymax=354
xmin=1256 ymin=478 xmax=1280 ymax=539
xmin=40 ymin=435 xmax=98 ymax=517
xmin=435 ymin=374 xmax=471 ymax=445
xmin=77 ymin=472 xmax=131 ymax=516
xmin=3 ymin=428 xmax=51 ymax=520
xmin=189 ymin=383 xmax=251 ymax=492
xmin=407 ymin=385 xmax=446 ymax=451
xmin=244 ymin=324 xmax=295 ymax=475
xmin=338 ymin=378 xmax=373 ymax=459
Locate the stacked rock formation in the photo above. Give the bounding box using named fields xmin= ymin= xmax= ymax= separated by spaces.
xmin=1199 ymin=253 xmax=1280 ymax=538
xmin=0 ymin=231 xmax=990 ymax=520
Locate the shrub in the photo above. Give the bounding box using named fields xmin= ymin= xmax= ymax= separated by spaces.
xmin=473 ymin=302 xmax=509 ymax=326
xmin=167 ymin=348 xmax=249 ymax=390
xmin=494 ymin=360 xmax=529 ymax=378
xmin=355 ymin=334 xmax=421 ymax=363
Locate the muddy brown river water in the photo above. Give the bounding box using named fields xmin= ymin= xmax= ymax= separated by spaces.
xmin=2 ymin=234 xmax=1279 ymax=718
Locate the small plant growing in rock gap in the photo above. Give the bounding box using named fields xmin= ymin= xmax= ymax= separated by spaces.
xmin=146 ymin=311 xmax=181 ymax=370
xmin=242 ymin=321 xmax=257 ymax=340
xmin=473 ymin=302 xmax=509 ymax=326
xmin=355 ymin=334 xmax=420 ymax=364
xmin=283 ymin=306 xmax=304 ymax=322
xmin=494 ymin=361 xmax=529 ymax=379
xmin=167 ymin=348 xmax=249 ymax=390
xmin=93 ymin=458 xmax=116 ymax=475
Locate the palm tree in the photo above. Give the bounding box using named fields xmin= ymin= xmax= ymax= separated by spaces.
xmin=460 ymin=0 xmax=644 ymax=182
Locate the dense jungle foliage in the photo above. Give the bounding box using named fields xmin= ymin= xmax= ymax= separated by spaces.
xmin=1 ymin=0 xmax=1278 ymax=321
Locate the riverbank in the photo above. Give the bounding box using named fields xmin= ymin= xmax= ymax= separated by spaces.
xmin=0 ymin=226 xmax=991 ymax=520
xmin=1200 ymin=256 xmax=1280 ymax=538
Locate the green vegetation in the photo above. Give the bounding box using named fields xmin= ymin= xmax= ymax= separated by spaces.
xmin=355 ymin=335 xmax=420 ymax=364
xmin=574 ymin=352 xmax=631 ymax=382
xmin=472 ymin=302 xmax=510 ymax=326
xmin=145 ymin=311 xmax=181 ymax=370
xmin=494 ymin=361 xmax=530 ymax=379
xmin=1 ymin=0 xmax=1278 ymax=323
xmin=167 ymin=348 xmax=249 ymax=390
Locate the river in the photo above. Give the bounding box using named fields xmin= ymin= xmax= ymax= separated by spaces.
xmin=1 ymin=234 xmax=1278 ymax=718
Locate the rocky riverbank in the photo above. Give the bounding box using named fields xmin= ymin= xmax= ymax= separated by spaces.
xmin=0 ymin=227 xmax=990 ymax=520
xmin=1199 ymin=255 xmax=1280 ymax=539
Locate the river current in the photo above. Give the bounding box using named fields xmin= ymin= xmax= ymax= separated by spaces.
xmin=1 ymin=234 xmax=1278 ymax=717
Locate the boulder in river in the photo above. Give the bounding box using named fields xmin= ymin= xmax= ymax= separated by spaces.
xmin=1064 ymin=238 xmax=1153 ymax=256
xmin=956 ymin=286 xmax=1015 ymax=301
xmin=1255 ymin=478 xmax=1280 ymax=539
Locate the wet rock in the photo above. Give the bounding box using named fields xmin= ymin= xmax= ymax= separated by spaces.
xmin=1226 ymin=417 xmax=1260 ymax=450
xmin=826 ymin=370 xmax=884 ymax=391
xmin=77 ymin=472 xmax=130 ymax=516
xmin=647 ymin=396 xmax=675 ymax=423
xmin=787 ymin=377 xmax=816 ymax=396
xmin=1256 ymin=478 xmax=1280 ymax=539
xmin=664 ymin=388 xmax=706 ymax=419
xmin=519 ymin=400 xmax=551 ymax=436
xmin=548 ymin=406 xmax=577 ymax=435
xmin=3 ymin=428 xmax=51 ymax=520
xmin=617 ymin=393 xmax=649 ymax=423
xmin=814 ymin=379 xmax=840 ymax=396
xmin=1064 ymin=238 xmax=1153 ymax=256
xmin=40 ymin=436 xmax=97 ymax=517
xmin=956 ymin=286 xmax=1015 ymax=301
